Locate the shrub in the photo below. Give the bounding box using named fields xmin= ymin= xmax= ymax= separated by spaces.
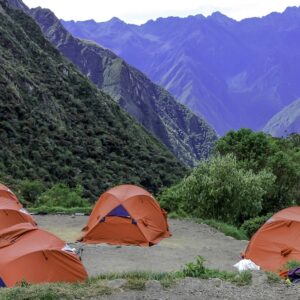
xmin=160 ymin=154 xmax=275 ymax=225
xmin=266 ymin=272 xmax=281 ymax=283
xmin=36 ymin=184 xmax=90 ymax=208
xmin=198 ymin=219 xmax=248 ymax=240
xmin=284 ymin=260 xmax=300 ymax=270
xmin=216 ymin=130 xmax=300 ymax=213
xmin=17 ymin=179 xmax=46 ymax=206
xmin=241 ymin=213 xmax=273 ymax=238
xmin=182 ymin=256 xmax=251 ymax=285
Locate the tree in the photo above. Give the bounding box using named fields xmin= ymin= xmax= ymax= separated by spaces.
xmin=36 ymin=184 xmax=90 ymax=208
xmin=160 ymin=155 xmax=275 ymax=225
xmin=216 ymin=130 xmax=300 ymax=212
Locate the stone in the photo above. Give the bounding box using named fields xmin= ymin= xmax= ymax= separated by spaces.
xmin=107 ymin=279 xmax=127 ymax=289
xmin=145 ymin=280 xmax=162 ymax=291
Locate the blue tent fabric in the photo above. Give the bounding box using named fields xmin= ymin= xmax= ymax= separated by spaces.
xmin=107 ymin=205 xmax=130 ymax=218
xmin=0 ymin=277 xmax=6 ymax=288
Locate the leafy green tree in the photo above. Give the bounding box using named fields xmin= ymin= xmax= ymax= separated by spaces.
xmin=216 ymin=129 xmax=274 ymax=171
xmin=216 ymin=130 xmax=300 ymax=212
xmin=18 ymin=179 xmax=46 ymax=206
xmin=36 ymin=184 xmax=90 ymax=208
xmin=160 ymin=155 xmax=275 ymax=225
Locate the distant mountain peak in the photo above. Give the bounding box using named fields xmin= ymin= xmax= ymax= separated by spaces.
xmin=208 ymin=11 xmax=236 ymax=25
xmin=108 ymin=17 xmax=124 ymax=23
xmin=283 ymin=6 xmax=300 ymax=17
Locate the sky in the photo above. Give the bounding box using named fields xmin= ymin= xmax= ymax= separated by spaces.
xmin=23 ymin=0 xmax=300 ymax=24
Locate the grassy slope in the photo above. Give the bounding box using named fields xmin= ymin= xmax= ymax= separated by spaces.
xmin=27 ymin=6 xmax=217 ymax=166
xmin=0 ymin=1 xmax=186 ymax=199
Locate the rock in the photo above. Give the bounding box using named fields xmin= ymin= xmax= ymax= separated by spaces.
xmin=107 ymin=279 xmax=127 ymax=289
xmin=209 ymin=278 xmax=222 ymax=287
xmin=145 ymin=280 xmax=162 ymax=291
xmin=251 ymin=271 xmax=268 ymax=286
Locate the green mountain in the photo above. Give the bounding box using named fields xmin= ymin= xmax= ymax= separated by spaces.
xmin=263 ymin=99 xmax=300 ymax=137
xmin=10 ymin=1 xmax=217 ymax=166
xmin=0 ymin=0 xmax=187 ymax=198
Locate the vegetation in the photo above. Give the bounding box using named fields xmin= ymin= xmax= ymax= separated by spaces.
xmin=216 ymin=129 xmax=300 ymax=213
xmin=35 ymin=184 xmax=89 ymax=208
xmin=182 ymin=256 xmax=252 ymax=286
xmin=28 ymin=206 xmax=91 ymax=215
xmin=241 ymin=214 xmax=273 ymax=238
xmin=284 ymin=260 xmax=300 ymax=270
xmin=266 ymin=272 xmax=281 ymax=284
xmin=0 ymin=256 xmax=252 ymax=299
xmin=28 ymin=5 xmax=218 ymax=167
xmin=0 ymin=1 xmax=187 ymax=200
xmin=0 ymin=280 xmax=112 ymax=300
xmin=160 ymin=130 xmax=300 ymax=234
xmin=160 ymin=154 xmax=275 ymax=225
xmin=196 ymin=219 xmax=248 ymax=240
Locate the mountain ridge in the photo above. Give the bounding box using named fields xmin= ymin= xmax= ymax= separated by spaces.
xmin=263 ymin=99 xmax=300 ymax=137
xmin=62 ymin=6 xmax=300 ymax=135
xmin=0 ymin=0 xmax=187 ymax=198
xmin=10 ymin=0 xmax=217 ymax=166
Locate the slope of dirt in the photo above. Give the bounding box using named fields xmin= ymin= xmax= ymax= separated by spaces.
xmin=35 ymin=215 xmax=247 ymax=275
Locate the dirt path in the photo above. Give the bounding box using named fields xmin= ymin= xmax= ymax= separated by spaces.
xmin=35 ymin=215 xmax=247 ymax=276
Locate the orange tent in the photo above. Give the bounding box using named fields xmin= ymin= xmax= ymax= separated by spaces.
xmin=0 ymin=223 xmax=88 ymax=287
xmin=80 ymin=185 xmax=171 ymax=246
xmin=0 ymin=183 xmax=19 ymax=202
xmin=244 ymin=207 xmax=300 ymax=272
xmin=0 ymin=183 xmax=36 ymax=230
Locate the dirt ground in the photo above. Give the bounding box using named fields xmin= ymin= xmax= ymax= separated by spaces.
xmin=102 ymin=275 xmax=300 ymax=300
xmin=34 ymin=215 xmax=300 ymax=299
xmin=35 ymin=215 xmax=247 ymax=275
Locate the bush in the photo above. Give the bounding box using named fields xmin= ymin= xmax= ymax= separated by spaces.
xmin=28 ymin=206 xmax=91 ymax=215
xmin=182 ymin=256 xmax=252 ymax=285
xmin=241 ymin=213 xmax=273 ymax=238
xmin=198 ymin=219 xmax=248 ymax=240
xmin=284 ymin=260 xmax=300 ymax=270
xmin=160 ymin=154 xmax=275 ymax=225
xmin=17 ymin=179 xmax=46 ymax=206
xmin=216 ymin=130 xmax=300 ymax=213
xmin=36 ymin=184 xmax=90 ymax=208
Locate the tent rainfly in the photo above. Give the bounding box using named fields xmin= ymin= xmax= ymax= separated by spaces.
xmin=244 ymin=207 xmax=300 ymax=272
xmin=0 ymin=183 xmax=36 ymax=230
xmin=79 ymin=185 xmax=171 ymax=246
xmin=0 ymin=223 xmax=88 ymax=287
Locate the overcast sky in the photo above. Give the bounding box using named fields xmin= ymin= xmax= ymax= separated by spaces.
xmin=23 ymin=0 xmax=300 ymax=24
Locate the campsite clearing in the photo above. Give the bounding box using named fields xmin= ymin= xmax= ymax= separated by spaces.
xmin=35 ymin=215 xmax=247 ymax=275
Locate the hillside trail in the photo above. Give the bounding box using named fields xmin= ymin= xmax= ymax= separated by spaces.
xmin=35 ymin=215 xmax=247 ymax=275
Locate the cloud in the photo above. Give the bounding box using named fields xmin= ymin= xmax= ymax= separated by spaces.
xmin=23 ymin=0 xmax=300 ymax=24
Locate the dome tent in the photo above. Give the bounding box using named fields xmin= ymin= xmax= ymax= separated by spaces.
xmin=79 ymin=185 xmax=171 ymax=246
xmin=0 ymin=223 xmax=87 ymax=287
xmin=0 ymin=183 xmax=36 ymax=230
xmin=244 ymin=207 xmax=300 ymax=272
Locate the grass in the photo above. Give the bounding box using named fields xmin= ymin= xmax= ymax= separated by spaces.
xmin=169 ymin=215 xmax=248 ymax=240
xmin=96 ymin=271 xmax=179 ymax=289
xmin=0 ymin=280 xmax=112 ymax=300
xmin=266 ymin=272 xmax=281 ymax=284
xmin=284 ymin=260 xmax=300 ymax=270
xmin=28 ymin=206 xmax=92 ymax=215
xmin=198 ymin=219 xmax=248 ymax=241
xmin=0 ymin=257 xmax=253 ymax=299
xmin=182 ymin=256 xmax=252 ymax=286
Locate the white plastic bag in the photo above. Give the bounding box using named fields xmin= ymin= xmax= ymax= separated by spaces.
xmin=233 ymin=259 xmax=260 ymax=272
